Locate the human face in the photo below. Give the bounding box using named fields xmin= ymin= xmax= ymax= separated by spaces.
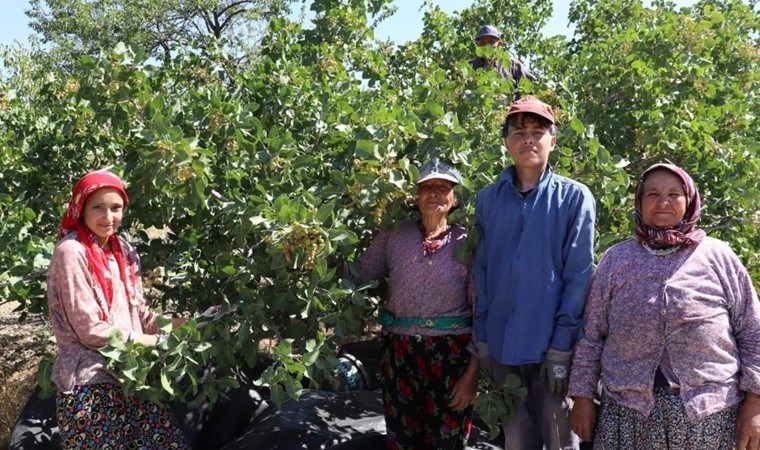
xmin=503 ymin=116 xmax=556 ymax=170
xmin=476 ymin=36 xmax=500 ymax=48
xmin=82 ymin=187 xmax=124 ymax=246
xmin=416 ymin=179 xmax=457 ymax=217
xmin=640 ymin=170 xmax=687 ymax=229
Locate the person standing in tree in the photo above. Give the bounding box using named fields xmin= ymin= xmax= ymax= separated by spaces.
xmin=469 ymin=25 xmax=536 ymax=84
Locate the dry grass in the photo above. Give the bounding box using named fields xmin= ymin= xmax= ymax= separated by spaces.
xmin=0 ymin=303 xmax=54 ymax=450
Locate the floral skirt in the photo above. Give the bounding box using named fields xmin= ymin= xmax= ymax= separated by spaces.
xmin=594 ymin=387 xmax=739 ymax=450
xmin=380 ymin=330 xmax=473 ymax=450
xmin=55 ymin=383 xmax=188 ymax=450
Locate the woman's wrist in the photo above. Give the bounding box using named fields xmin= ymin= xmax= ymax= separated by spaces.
xmin=572 ymin=396 xmax=595 ymax=405
xmin=127 ymin=331 xmax=164 ymax=347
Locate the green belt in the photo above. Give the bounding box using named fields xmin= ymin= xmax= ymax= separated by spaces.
xmin=378 ymin=309 xmax=471 ymax=330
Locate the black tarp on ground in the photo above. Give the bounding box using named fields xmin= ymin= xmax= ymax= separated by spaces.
xmin=221 ymin=389 xmax=502 ymax=450
xmin=11 ymin=362 xmax=272 ymax=450
xmin=10 ymin=386 xmax=59 ymax=450
xmin=15 ymin=341 xmax=582 ymax=449
xmin=11 ymin=381 xmax=272 ymax=450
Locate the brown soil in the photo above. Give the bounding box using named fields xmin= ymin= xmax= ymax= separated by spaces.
xmin=0 ymin=302 xmax=54 ymax=450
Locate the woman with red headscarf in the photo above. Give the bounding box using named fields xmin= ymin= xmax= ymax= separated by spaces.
xmin=568 ymin=164 xmax=760 ymax=449
xmin=47 ymin=169 xmax=188 ymax=449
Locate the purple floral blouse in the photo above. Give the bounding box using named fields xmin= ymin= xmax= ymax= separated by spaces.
xmin=348 ymin=220 xmax=473 ymax=338
xmin=569 ymin=237 xmax=760 ymax=420
xmin=47 ymin=232 xmax=158 ymax=391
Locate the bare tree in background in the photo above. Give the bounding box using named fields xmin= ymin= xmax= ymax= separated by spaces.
xmin=27 ymin=0 xmax=292 ymax=65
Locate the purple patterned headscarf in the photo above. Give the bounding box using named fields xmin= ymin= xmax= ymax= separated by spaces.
xmin=634 ymin=163 xmax=706 ymax=248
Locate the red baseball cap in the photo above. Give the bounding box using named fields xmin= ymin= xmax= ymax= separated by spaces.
xmin=506 ymin=96 xmax=555 ymax=124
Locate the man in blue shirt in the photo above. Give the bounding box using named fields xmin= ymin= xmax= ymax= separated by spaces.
xmin=474 ymin=96 xmax=595 ymax=450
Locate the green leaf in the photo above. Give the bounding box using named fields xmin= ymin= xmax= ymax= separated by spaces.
xmin=160 ymin=370 xmax=175 ymax=396
xmin=570 ymin=118 xmax=584 ymax=135
xmin=354 ymin=139 xmax=375 ymax=159
xmin=37 ymin=355 xmax=57 ymax=399
xmin=196 ymin=341 xmax=213 ymax=352
xmin=328 ymin=229 xmax=358 ymax=247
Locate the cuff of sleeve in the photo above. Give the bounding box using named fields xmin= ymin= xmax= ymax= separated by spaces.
xmin=739 ymin=373 xmax=760 ymax=396
xmin=549 ymin=326 xmax=577 ymax=352
xmin=567 ymin=385 xmax=597 ymax=399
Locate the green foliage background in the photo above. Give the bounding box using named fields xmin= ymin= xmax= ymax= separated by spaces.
xmin=1 ymin=0 xmax=758 ymax=418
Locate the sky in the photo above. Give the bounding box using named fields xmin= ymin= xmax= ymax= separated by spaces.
xmin=372 ymin=1 xmax=576 ymax=42
xmin=0 ymin=1 xmax=578 ymax=47
xmin=0 ymin=1 xmax=698 ymax=47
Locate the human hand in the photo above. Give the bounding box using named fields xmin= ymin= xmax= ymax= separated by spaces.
xmin=570 ymin=397 xmax=597 ymax=442
xmin=539 ymin=347 xmax=572 ymax=398
xmin=448 ymin=368 xmax=478 ymax=412
xmin=737 ymin=392 xmax=760 ymax=450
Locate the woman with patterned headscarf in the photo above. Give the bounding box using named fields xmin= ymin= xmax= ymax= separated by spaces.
xmin=567 ymin=163 xmax=760 ymax=449
xmin=47 ymin=169 xmax=189 ymax=449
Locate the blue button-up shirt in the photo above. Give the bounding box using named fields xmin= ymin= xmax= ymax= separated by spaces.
xmin=474 ymin=166 xmax=596 ymax=365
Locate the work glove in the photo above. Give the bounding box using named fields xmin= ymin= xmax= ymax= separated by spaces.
xmin=539 ymin=347 xmax=573 ymax=398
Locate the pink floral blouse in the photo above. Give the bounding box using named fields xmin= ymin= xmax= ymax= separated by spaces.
xmin=47 ymin=232 xmax=158 ymax=392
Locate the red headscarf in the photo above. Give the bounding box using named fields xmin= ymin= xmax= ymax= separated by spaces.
xmin=634 ymin=163 xmax=706 ymax=248
xmin=59 ymin=170 xmax=135 ymax=314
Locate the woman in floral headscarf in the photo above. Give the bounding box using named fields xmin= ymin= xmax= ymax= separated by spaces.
xmin=568 ymin=163 xmax=760 ymax=449
xmin=47 ymin=169 xmax=188 ymax=449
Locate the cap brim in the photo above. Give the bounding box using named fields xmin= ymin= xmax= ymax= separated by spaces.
xmin=417 ymin=174 xmax=460 ymax=185
xmin=507 ymin=107 xmax=555 ymax=124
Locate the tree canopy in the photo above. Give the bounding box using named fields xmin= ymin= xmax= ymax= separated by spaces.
xmin=1 ymin=0 xmax=758 ymax=423
xmin=27 ymin=0 xmax=292 ymax=64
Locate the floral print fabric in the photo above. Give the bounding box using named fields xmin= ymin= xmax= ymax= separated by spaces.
xmin=593 ymin=387 xmax=738 ymax=450
xmin=381 ymin=331 xmax=473 ymax=450
xmin=56 ymin=383 xmax=188 ymax=450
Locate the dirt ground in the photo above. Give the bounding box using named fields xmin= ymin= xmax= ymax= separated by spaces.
xmin=0 ymin=301 xmax=54 ymax=450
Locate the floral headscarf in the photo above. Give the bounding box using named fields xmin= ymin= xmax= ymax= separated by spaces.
xmin=634 ymin=163 xmax=706 ymax=248
xmin=59 ymin=170 xmax=135 ymax=314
